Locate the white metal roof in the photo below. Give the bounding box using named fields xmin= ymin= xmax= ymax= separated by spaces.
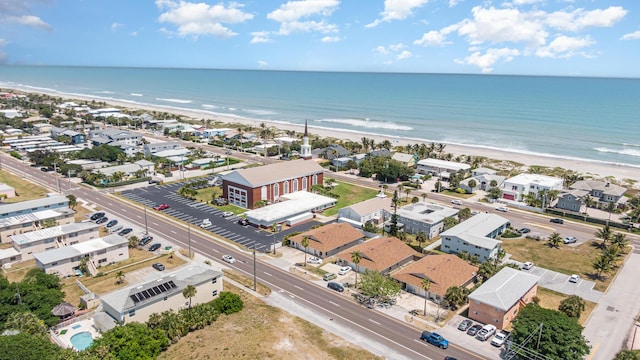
xmin=469 ymin=267 xmax=539 ymax=311
xmin=11 ymin=222 xmax=99 ymax=245
xmin=245 ymin=191 xmax=336 ymax=224
xmin=33 ymin=234 xmax=128 ymax=265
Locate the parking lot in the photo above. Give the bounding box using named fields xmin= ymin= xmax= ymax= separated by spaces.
xmin=524 ymin=265 xmax=603 ymax=302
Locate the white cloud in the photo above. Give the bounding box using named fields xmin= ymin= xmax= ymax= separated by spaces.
xmin=366 ymin=0 xmax=429 ymax=28
xmin=257 ymin=60 xmax=269 ymax=68
xmin=111 ymin=22 xmax=124 ymax=32
xmin=130 ymin=31 xmax=138 ymax=37
xmin=267 ymin=0 xmax=339 ymax=35
xmin=374 ymin=46 xmax=389 ymax=55
xmin=457 ymin=6 xmax=547 ymax=46
xmin=7 ymin=15 xmax=52 ymax=30
xmin=156 ymin=0 xmax=254 ymax=38
xmin=321 ymin=35 xmax=341 ymax=42
xmin=458 ymin=47 xmax=520 ymax=73
xmin=448 ymin=0 xmax=462 ymax=7
xmin=535 ymin=35 xmax=594 ymax=58
xmin=545 ymin=6 xmax=627 ymax=32
xmin=250 ymin=31 xmax=272 ymax=43
xmin=397 ymin=50 xmax=412 ymax=60
xmin=389 ymin=43 xmax=406 ymax=51
xmin=621 ymin=30 xmax=640 ymax=40
xmin=511 ymin=0 xmax=544 ymax=5
xmin=414 ymin=30 xmax=449 ymax=46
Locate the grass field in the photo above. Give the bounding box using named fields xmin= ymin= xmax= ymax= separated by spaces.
xmin=322 ymin=180 xmax=379 ymax=216
xmin=0 ymin=170 xmax=48 ymax=203
xmin=535 ymin=287 xmax=596 ymax=325
xmin=500 ymin=237 xmax=623 ymax=291
xmin=158 ymin=283 xmax=383 ymax=360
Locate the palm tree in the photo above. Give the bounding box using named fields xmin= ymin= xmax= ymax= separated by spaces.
xmin=421 ymin=278 xmax=431 ymax=316
xmin=361 ymin=137 xmax=370 ymax=153
xmin=301 ymin=236 xmax=310 ymax=266
xmin=467 ymin=179 xmax=477 ymax=192
xmin=115 ymin=270 xmax=125 ymax=285
xmin=595 ymin=225 xmax=612 ymax=249
xmin=404 ymin=188 xmax=411 ymax=201
xmin=351 ymin=251 xmax=362 ymax=288
xmin=593 ymin=255 xmax=611 ymax=280
xmin=66 ymin=194 xmax=77 ymax=210
xmin=416 ymin=231 xmax=427 ymax=250
xmin=547 ymin=232 xmax=562 ymax=248
xmin=421 ymin=193 xmax=427 ymax=202
xmin=611 ymin=232 xmax=629 ymax=251
xmin=182 ymin=284 xmax=197 ymax=311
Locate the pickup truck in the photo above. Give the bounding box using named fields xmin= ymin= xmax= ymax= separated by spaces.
xmin=420 ymin=331 xmax=449 ymax=349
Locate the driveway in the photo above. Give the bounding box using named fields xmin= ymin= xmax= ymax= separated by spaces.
xmin=524 ymin=266 xmax=603 ymax=302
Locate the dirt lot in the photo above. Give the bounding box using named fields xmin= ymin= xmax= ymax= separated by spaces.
xmin=159 ymin=283 xmax=382 ymax=360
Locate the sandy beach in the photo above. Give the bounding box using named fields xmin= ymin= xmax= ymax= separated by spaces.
xmin=11 ymin=88 xmax=640 ymax=186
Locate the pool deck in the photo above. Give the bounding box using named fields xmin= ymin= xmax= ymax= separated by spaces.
xmin=52 ymin=318 xmax=100 ymax=350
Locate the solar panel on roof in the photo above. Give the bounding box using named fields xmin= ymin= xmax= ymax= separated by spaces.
xmin=141 ymin=290 xmax=150 ymax=299
xmin=168 ymin=281 xmax=177 ymax=288
xmin=152 ymin=286 xmax=160 ymax=294
xmin=158 ymin=283 xmax=167 ymax=292
xmin=130 ymin=295 xmax=139 ymax=303
xmin=148 ymin=288 xmax=156 ymax=296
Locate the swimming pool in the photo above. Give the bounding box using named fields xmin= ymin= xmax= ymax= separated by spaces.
xmin=70 ymin=331 xmax=93 ymax=351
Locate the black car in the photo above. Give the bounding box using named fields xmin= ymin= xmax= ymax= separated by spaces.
xmin=140 ymin=235 xmax=153 ymax=246
xmin=467 ymin=324 xmax=483 ymax=336
xmin=327 ymin=282 xmax=344 ymax=292
xmin=149 ymin=243 xmax=161 ymax=251
xmin=40 ymin=167 xmax=50 ymax=172
xmin=458 ymin=319 xmax=473 ymax=331
xmin=118 ymin=228 xmax=133 ymax=236
xmin=152 ymin=263 xmax=165 ymax=271
xmin=90 ymin=212 xmax=105 ymax=221
xmin=105 ymin=220 xmax=118 ymax=228
xmin=550 ymin=218 xmax=564 ymax=224
xmin=519 ymin=227 xmax=531 ymax=234
xmin=96 ymin=217 xmax=109 ymax=224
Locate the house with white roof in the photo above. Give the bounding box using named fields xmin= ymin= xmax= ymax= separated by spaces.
xmin=0 ymin=209 xmax=76 ymax=244
xmin=89 ymin=129 xmax=142 ymax=146
xmin=93 ymin=160 xmax=154 ymax=178
xmin=0 ymin=248 xmax=21 ymax=266
xmin=244 ymin=191 xmax=336 ymax=228
xmin=0 ymin=195 xmax=69 ymax=220
xmin=143 ymin=141 xmax=182 ymax=156
xmin=391 ymin=152 xmax=417 ymax=167
xmin=460 ymin=173 xmax=506 ymax=193
xmin=338 ymin=195 xmax=394 ymax=228
xmin=33 ymin=234 xmax=129 ymax=277
xmin=440 ymin=213 xmax=509 ymax=262
xmin=11 ymin=222 xmax=100 ymax=260
xmin=501 ymin=173 xmax=563 ymax=202
xmin=221 ymin=159 xmax=324 ymax=209
xmin=468 ymin=267 xmax=539 ymax=329
xmin=386 ymin=202 xmax=459 ymax=239
xmin=100 ymin=264 xmax=223 ymax=324
xmin=416 ymin=158 xmax=470 ymax=179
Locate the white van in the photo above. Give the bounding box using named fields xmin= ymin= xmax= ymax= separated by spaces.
xmin=201 ymin=218 xmax=211 ymax=228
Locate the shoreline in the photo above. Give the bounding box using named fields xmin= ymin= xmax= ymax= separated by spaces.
xmin=7 ymin=86 xmax=640 ymax=186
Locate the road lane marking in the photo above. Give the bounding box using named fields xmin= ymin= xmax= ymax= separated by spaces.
xmin=329 ymin=301 xmax=340 ymax=307
xmin=294 ymin=285 xmax=303 ymax=290
xmin=170 ymin=230 xmax=177 ymax=234
xmin=263 ymin=272 xmax=272 ymax=277
xmin=368 ymin=319 xmax=381 ymax=325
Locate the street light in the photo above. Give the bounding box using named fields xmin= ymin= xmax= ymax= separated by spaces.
xmin=143 ymin=204 xmax=149 ymax=235
xmin=253 ymin=240 xmax=257 ymax=291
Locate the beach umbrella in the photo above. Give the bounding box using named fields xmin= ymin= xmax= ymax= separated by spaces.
xmin=51 ymin=302 xmax=75 ymax=318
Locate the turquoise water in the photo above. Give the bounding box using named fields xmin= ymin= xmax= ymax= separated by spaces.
xmin=70 ymin=331 xmax=93 ymax=351
xmin=1 ymin=66 xmax=639 ymax=166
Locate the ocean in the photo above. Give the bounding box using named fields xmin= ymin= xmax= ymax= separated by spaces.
xmin=1 ymin=66 xmax=639 ymax=167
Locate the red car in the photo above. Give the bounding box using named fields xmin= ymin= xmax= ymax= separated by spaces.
xmin=153 ymin=203 xmax=169 ymax=211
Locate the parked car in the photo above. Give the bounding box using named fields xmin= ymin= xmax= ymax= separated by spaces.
xmin=327 ymin=282 xmax=344 ymax=292
xmin=153 ymin=203 xmax=170 ymax=211
xmin=152 ymin=263 xmax=165 ymax=271
xmin=40 ymin=167 xmax=50 ymax=172
xmin=338 ymin=266 xmax=352 ymax=276
xmin=308 ymin=257 xmax=322 ymax=264
xmin=200 ymin=218 xmax=211 ymax=228
xmin=451 ymin=199 xmax=463 ymax=205
xmin=118 ymin=228 xmax=133 ymax=236
xmin=491 ymin=330 xmax=510 ymax=347
xmin=550 ymin=218 xmax=564 ymax=224
xmin=222 ymin=211 xmax=234 ymax=218
xmin=496 ymin=206 xmax=508 ymax=212
xmin=148 ymin=243 xmax=161 ymax=252
xmin=238 ymin=218 xmax=249 ymax=226
xmin=420 ymin=331 xmax=449 ymax=349
xmin=458 ymin=319 xmax=473 ymax=331
xmin=214 ymin=197 xmax=227 ymax=205
xmin=140 ymin=235 xmax=153 ymax=246
xmin=519 ymin=227 xmax=531 ymax=234
xmin=569 ymin=274 xmax=580 ymax=283
xmin=108 ymin=224 xmax=124 ymax=233
xmin=90 ymin=212 xmax=105 ymax=220
xmin=521 ymin=262 xmax=534 ymax=270
xmin=323 ymin=273 xmax=337 ymax=281
xmin=563 ymin=236 xmax=577 ymax=244
xmin=106 ymin=219 xmax=118 ymax=228
xmin=95 ymin=217 xmax=109 ymax=224
xmin=222 ymin=255 xmax=236 ymax=264
xmin=467 ymin=324 xmax=483 ymax=336
xmin=148 ymin=179 xmax=159 ymax=185
xmin=476 ymin=324 xmax=497 ymax=341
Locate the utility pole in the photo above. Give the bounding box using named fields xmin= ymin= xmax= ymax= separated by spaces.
xmin=188 ymin=220 xmax=192 ymax=259
xmin=144 ymin=204 xmax=148 ymax=235
xmin=53 ymin=162 xmax=61 ymax=193
xmin=253 ymin=240 xmax=257 ymax=291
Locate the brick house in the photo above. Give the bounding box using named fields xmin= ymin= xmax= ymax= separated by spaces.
xmin=289 ymin=223 xmax=364 ymax=259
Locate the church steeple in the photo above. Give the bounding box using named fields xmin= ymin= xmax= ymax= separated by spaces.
xmin=301 ymin=120 xmax=312 ymax=160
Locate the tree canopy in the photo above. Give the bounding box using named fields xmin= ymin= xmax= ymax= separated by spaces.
xmin=359 ymin=270 xmax=401 ymax=301
xmin=510 ymin=303 xmax=590 ymax=360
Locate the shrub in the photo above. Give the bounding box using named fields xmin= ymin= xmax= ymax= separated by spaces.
xmin=213 ymin=291 xmax=244 ymax=315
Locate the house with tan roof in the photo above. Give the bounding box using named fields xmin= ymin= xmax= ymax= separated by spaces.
xmin=335 ymin=237 xmax=418 ymax=274
xmin=337 ymin=195 xmax=394 ymax=228
xmin=221 ymin=159 xmax=324 ymax=209
xmin=289 ymin=223 xmax=365 ymax=258
xmin=392 ymin=254 xmax=478 ymax=303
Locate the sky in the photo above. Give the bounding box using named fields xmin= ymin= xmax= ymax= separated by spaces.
xmin=0 ymin=0 xmax=639 ymax=77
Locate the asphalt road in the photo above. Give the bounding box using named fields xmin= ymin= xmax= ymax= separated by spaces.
xmin=2 ymin=155 xmax=482 ymax=360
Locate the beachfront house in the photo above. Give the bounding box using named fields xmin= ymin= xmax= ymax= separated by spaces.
xmin=468 ymin=267 xmax=539 ymax=329
xmin=392 ymin=254 xmax=478 ymax=303
xmin=100 ymin=265 xmax=223 ymax=324
xmin=440 ymin=213 xmax=509 ymax=262
xmin=460 ymin=173 xmax=506 ymax=193
xmin=569 ymin=180 xmax=627 ymax=208
xmin=391 ymin=152 xmax=417 ymax=168
xmin=289 ymin=223 xmax=364 ymax=259
xmin=416 ymin=159 xmax=470 ymax=179
xmin=221 ymin=159 xmax=324 ymax=209
xmin=335 ymin=237 xmax=418 ymax=275
xmin=89 ymin=129 xmax=142 ymax=146
xmin=385 ymin=202 xmax=459 ymax=239
xmin=501 ymin=173 xmax=563 ymax=202
xmin=143 ymin=141 xmax=182 ymax=156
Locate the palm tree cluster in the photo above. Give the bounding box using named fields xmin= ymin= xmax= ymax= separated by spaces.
xmin=592 ymin=225 xmax=629 ymax=280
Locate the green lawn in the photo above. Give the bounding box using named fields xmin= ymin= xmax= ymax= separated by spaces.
xmin=194 ymin=187 xmax=222 ymax=203
xmin=500 ymin=237 xmax=624 ymax=291
xmin=322 ymin=180 xmax=379 ymax=216
xmin=535 ymin=288 xmax=596 ymax=325
xmin=0 ymin=170 xmax=48 ymax=202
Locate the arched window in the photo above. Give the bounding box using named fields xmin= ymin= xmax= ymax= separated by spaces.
xmin=302 ymin=177 xmax=307 ymax=190
xmin=261 ymin=186 xmax=267 ymax=200
xmin=292 ymin=179 xmax=299 ymax=192
xmin=312 ymin=174 xmax=318 ymax=186
xmin=273 ymin=183 xmax=279 ymax=198
xmin=283 ymin=180 xmax=289 ymax=194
